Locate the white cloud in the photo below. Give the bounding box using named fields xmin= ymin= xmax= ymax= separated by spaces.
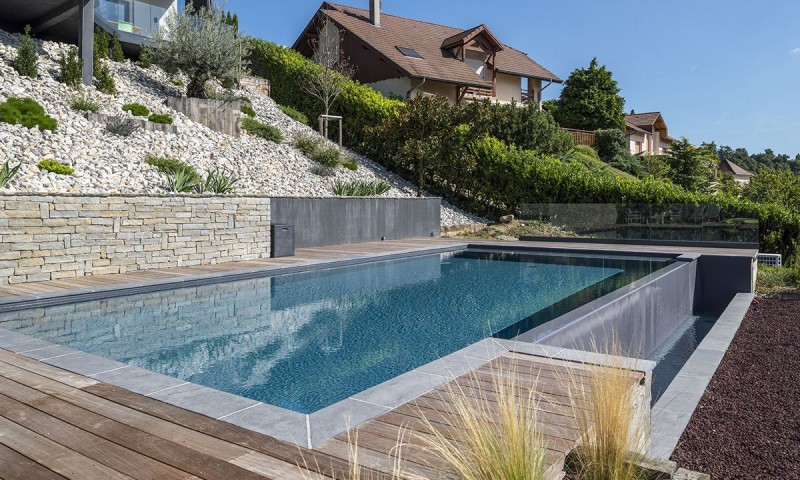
xmin=791 ymin=47 xmax=800 ymax=56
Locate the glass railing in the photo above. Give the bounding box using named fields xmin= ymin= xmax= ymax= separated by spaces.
xmin=518 ymin=204 xmax=759 ymax=245
xmin=95 ymin=0 xmax=169 ymax=37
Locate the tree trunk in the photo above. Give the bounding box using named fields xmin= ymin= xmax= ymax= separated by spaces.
xmin=187 ymin=77 xmax=207 ymax=99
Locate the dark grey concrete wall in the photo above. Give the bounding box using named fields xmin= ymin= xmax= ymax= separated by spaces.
xmin=270 ymin=198 xmax=441 ymax=249
xmin=515 ymin=259 xmax=698 ymax=358
xmin=695 ymin=254 xmax=756 ymax=314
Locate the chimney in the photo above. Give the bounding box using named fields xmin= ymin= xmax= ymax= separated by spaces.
xmin=369 ymin=0 xmax=381 ymax=27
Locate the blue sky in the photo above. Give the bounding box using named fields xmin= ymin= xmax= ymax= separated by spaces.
xmin=223 ymin=0 xmax=800 ymax=156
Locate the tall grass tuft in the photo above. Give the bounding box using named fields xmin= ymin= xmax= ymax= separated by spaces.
xmin=565 ymin=338 xmax=648 ymax=480
xmin=415 ymin=365 xmax=548 ymax=480
xmin=332 ymin=180 xmax=391 ymax=197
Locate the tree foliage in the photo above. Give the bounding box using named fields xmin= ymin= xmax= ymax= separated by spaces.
xmin=57 ymin=47 xmax=83 ymax=88
xmin=553 ymin=58 xmax=625 ymax=131
xmin=744 ymin=169 xmax=800 ymax=212
xmin=13 ymin=25 xmax=38 ymax=77
xmin=718 ymin=145 xmax=800 ymax=176
xmin=666 ymin=138 xmax=717 ymax=192
xmin=150 ymin=5 xmax=249 ymax=98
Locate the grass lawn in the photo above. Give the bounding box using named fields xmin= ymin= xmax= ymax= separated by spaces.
xmin=757 ymin=264 xmax=800 ymax=295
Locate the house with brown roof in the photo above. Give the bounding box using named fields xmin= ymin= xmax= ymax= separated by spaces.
xmin=625 ymin=112 xmax=673 ymax=155
xmin=718 ymin=159 xmax=753 ymax=185
xmin=293 ymin=0 xmax=562 ymax=106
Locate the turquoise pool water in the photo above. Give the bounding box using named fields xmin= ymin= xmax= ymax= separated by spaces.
xmin=0 ymin=249 xmax=673 ymax=414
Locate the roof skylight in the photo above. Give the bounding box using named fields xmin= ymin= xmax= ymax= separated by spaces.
xmin=396 ymin=46 xmax=423 ymax=59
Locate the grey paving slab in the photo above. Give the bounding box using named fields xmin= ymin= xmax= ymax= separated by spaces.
xmin=223 ymin=403 xmax=309 ymax=446
xmin=0 ymin=329 xmax=39 ymax=349
xmin=42 ymin=351 xmax=129 ymax=376
xmin=652 ymin=391 xmax=702 ymax=415
xmin=651 ymin=408 xmax=694 ymax=439
xmin=650 ymin=433 xmax=680 ymax=459
xmin=415 ymin=354 xmax=488 ymax=378
xmin=21 ymin=345 xmax=78 ymax=360
xmin=496 ymin=339 xmax=565 ymax=358
xmin=308 ymin=398 xmax=389 ymax=447
xmin=453 ymin=338 xmax=508 ymax=361
xmin=148 ymin=383 xmax=261 ymax=420
xmin=351 ymin=370 xmax=448 ymax=409
xmin=7 ymin=339 xmax=60 ymax=354
xmin=91 ymin=365 xmax=188 ymax=396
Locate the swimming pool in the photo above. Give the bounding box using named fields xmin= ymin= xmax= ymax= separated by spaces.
xmin=0 ymin=249 xmax=674 ymax=414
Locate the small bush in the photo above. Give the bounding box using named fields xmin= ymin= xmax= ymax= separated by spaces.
xmin=240 ymin=104 xmax=256 ymax=117
xmin=110 ymin=33 xmax=125 ymax=62
xmin=13 ymin=25 xmax=38 ymax=77
xmin=0 ymin=97 xmax=57 ymax=132
xmin=57 ymin=47 xmax=83 ymax=88
xmin=70 ymin=94 xmax=101 ymax=113
xmin=197 ymin=168 xmax=239 ymax=194
xmin=122 ymin=103 xmax=149 ymax=117
xmin=105 ymin=115 xmax=139 ymax=136
xmin=148 ymin=113 xmax=173 ymax=125
xmin=279 ymin=104 xmax=308 ymax=125
xmin=241 ymin=117 xmax=283 ymax=143
xmin=37 ymin=159 xmax=74 ymax=175
xmin=145 ymin=155 xmax=197 ymax=176
xmin=332 ymin=180 xmax=391 ymax=196
xmin=94 ymin=27 xmax=110 ymax=61
xmin=310 ymin=164 xmax=335 ymax=177
xmin=595 ymin=128 xmax=628 ymax=163
xmin=312 ymin=145 xmax=342 ymax=167
xmin=238 ymin=96 xmax=252 ymax=104
xmin=139 ymin=47 xmax=153 ymax=68
xmin=341 ymin=159 xmax=359 ymax=171
xmin=95 ymin=62 xmax=117 ymax=94
xmin=294 ymin=132 xmax=323 ymax=157
xmin=0 ymin=160 xmax=22 ymax=188
xmin=166 ymin=167 xmax=201 ymax=193
xmin=171 ymin=79 xmax=184 ymax=86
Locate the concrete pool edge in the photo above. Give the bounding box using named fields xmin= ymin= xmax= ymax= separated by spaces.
xmin=648 ymin=292 xmax=755 ymax=460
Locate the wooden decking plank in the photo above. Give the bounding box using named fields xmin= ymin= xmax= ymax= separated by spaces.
xmin=82 ymin=382 xmax=364 ymax=480
xmin=0 ymin=416 xmax=134 ymax=480
xmin=0 ymin=443 xmax=67 ymax=480
xmin=316 ymin=437 xmax=444 ymax=480
xmin=0 ymin=393 xmax=192 ymax=480
xmin=0 ymin=350 xmax=98 ymax=389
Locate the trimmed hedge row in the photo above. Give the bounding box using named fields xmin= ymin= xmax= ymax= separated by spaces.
xmin=247 ymin=38 xmax=401 ymax=150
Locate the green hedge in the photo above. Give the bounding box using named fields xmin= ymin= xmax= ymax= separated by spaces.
xmin=247 ymin=38 xmax=401 ymax=150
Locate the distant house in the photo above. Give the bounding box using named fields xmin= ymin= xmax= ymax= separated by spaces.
xmin=625 ymin=112 xmax=673 ymax=155
xmin=0 ymin=0 xmax=178 ymax=84
xmin=293 ymin=1 xmax=562 ymax=106
xmin=718 ymin=159 xmax=753 ymax=185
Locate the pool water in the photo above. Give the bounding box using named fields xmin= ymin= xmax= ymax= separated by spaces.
xmin=0 ymin=249 xmax=673 ymax=414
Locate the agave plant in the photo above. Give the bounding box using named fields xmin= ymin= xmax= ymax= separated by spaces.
xmin=105 ymin=115 xmax=140 ymax=136
xmin=0 ymin=160 xmax=22 ymax=188
xmin=196 ymin=168 xmax=238 ymax=194
xmin=166 ymin=166 xmax=200 ymax=193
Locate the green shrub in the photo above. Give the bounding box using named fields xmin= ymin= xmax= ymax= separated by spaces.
xmin=148 ymin=113 xmax=173 ymax=124
xmin=57 ymin=47 xmax=83 ymax=88
xmin=13 ymin=25 xmax=38 ymax=77
xmin=95 ymin=62 xmax=116 ymax=94
xmin=94 ymin=27 xmax=110 ymax=61
xmin=595 ymin=129 xmax=628 ymax=163
xmin=332 ymin=180 xmax=391 ymax=196
xmin=757 ymin=264 xmax=800 ymax=295
xmin=248 ymin=38 xmax=401 ymax=151
xmin=105 ymin=115 xmax=138 ymax=136
xmin=311 ymin=145 xmax=342 ymax=167
xmin=0 ymin=97 xmax=57 ymax=132
xmin=110 ymin=33 xmax=125 ymax=62
xmin=279 ymin=104 xmax=308 ymax=125
xmin=70 ymin=94 xmax=101 ymax=113
xmin=341 ymin=159 xmax=359 ymax=171
xmin=171 ymin=78 xmax=184 ymax=86
xmin=122 ymin=103 xmax=150 ymax=117
xmin=139 ymin=47 xmax=153 ymax=68
xmin=37 ymin=159 xmax=73 ymax=175
xmin=238 ymin=96 xmax=252 ymax=104
xmin=309 ymin=164 xmax=335 ymax=177
xmin=240 ymin=104 xmax=256 ymax=117
xmin=242 ymin=117 xmax=283 ymax=143
xmin=294 ymin=132 xmax=323 ymax=156
xmin=145 ymin=155 xmax=196 ymax=176
xmin=197 ymin=168 xmax=238 ymax=194
xmin=0 ymin=160 xmax=22 ymax=188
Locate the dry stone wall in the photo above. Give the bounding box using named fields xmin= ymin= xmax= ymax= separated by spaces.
xmin=0 ymin=194 xmax=271 ymax=285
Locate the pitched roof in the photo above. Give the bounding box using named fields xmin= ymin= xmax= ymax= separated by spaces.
xmin=625 ymin=121 xmax=649 ymax=134
xmin=719 ymin=159 xmax=753 ymax=177
xmin=441 ymin=24 xmax=502 ymax=51
xmin=307 ymin=3 xmax=561 ymax=88
xmin=625 ymin=112 xmax=664 ymax=129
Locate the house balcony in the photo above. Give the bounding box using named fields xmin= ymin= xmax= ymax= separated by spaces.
xmin=94 ymin=0 xmax=175 ymax=43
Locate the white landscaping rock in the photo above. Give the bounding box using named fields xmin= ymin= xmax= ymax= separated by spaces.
xmin=0 ymin=28 xmax=486 ymax=226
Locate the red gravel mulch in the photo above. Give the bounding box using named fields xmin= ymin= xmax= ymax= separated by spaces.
xmin=671 ymin=297 xmax=800 ymax=479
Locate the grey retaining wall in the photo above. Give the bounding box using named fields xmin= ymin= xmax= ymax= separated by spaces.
xmin=0 ymin=194 xmax=271 ymax=285
xmin=270 ymin=197 xmax=442 ymax=249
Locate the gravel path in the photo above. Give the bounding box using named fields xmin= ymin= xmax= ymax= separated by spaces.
xmin=670 ymin=297 xmax=800 ymax=479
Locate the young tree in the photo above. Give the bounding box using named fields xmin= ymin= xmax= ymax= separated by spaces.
xmin=13 ymin=25 xmax=38 ymax=77
xmin=150 ymin=5 xmax=249 ymax=98
xmin=743 ymin=168 xmax=800 ymax=211
xmin=666 ymin=138 xmax=713 ymax=192
xmin=301 ymin=17 xmax=355 ymax=134
xmin=110 ymin=33 xmax=125 ymax=62
xmin=553 ymin=58 xmax=625 ymax=131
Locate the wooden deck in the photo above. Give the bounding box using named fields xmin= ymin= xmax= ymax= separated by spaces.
xmin=0 ymin=343 xmax=642 ymax=480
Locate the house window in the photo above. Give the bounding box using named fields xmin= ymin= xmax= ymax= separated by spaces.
xmin=634 ymin=141 xmax=642 ymax=153
xmin=396 ymin=46 xmax=423 ymax=59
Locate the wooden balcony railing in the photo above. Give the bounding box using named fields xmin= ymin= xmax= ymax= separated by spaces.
xmin=561 ymin=128 xmax=596 ymax=147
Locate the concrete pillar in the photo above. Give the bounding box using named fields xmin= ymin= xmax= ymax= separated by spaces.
xmin=78 ymin=0 xmax=94 ymax=86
